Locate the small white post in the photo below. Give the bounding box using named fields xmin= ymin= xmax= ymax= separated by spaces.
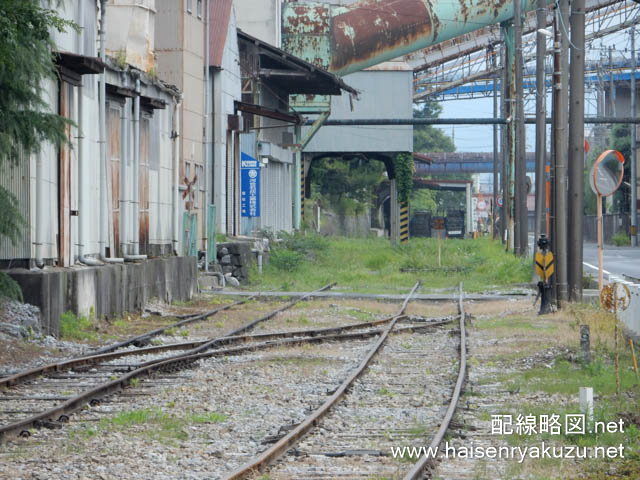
xmin=579 ymin=386 xmax=594 ymax=426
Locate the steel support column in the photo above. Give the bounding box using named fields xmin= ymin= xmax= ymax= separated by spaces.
xmin=493 ymin=73 xmax=499 ymax=240
xmin=632 ymin=25 xmax=638 ymax=246
xmin=568 ymin=0 xmax=586 ymax=301
xmin=514 ymin=0 xmax=528 ymax=257
xmin=502 ymin=21 xmax=516 ymax=251
xmin=534 ymin=0 xmax=548 ymax=253
xmin=553 ymin=0 xmax=570 ymax=306
xmin=501 ymin=41 xmax=508 ymax=245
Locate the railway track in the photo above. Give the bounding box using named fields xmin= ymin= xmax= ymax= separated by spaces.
xmin=224 ymin=283 xmax=467 ymax=480
xmin=0 ymin=282 xmax=454 ymax=445
xmin=0 ymin=283 xmax=336 ymax=439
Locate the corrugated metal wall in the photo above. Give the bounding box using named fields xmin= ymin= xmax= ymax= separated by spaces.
xmin=0 ymin=151 xmax=31 ymax=260
xmin=260 ymin=157 xmax=293 ymax=234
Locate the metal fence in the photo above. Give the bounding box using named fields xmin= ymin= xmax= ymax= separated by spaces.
xmin=583 ymin=214 xmax=630 ymax=244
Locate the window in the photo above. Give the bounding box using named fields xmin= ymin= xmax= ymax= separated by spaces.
xmin=186 ymin=0 xmax=192 ymax=14
xmin=197 ymin=0 xmax=202 ymax=18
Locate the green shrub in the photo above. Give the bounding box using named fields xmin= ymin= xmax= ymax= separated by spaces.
xmin=269 ymin=249 xmax=304 ymax=272
xmin=0 ymin=272 xmax=22 ymax=301
xmin=59 ymin=311 xmax=96 ymax=341
xmin=611 ymin=231 xmax=630 ymax=246
xmin=279 ymin=231 xmax=328 ymax=254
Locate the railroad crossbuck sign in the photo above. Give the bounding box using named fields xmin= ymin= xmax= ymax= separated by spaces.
xmin=535 ymin=251 xmax=554 ymax=282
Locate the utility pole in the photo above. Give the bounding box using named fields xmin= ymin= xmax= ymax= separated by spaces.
xmin=502 ymin=22 xmax=515 ymax=251
xmin=553 ymin=0 xmax=570 ymax=306
xmin=493 ymin=70 xmax=499 ymax=240
xmin=568 ymin=0 xmax=585 ymax=301
xmin=631 ymin=25 xmax=637 ymax=247
xmin=534 ymin=0 xmax=547 ymax=251
xmin=501 ymin=39 xmax=509 ymax=245
xmin=514 ymin=0 xmax=527 ymax=257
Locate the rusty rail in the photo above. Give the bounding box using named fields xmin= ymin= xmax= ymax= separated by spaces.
xmin=89 ymin=295 xmax=257 ymax=355
xmin=0 ymin=284 xmax=335 ymax=388
xmin=223 ymin=281 xmax=422 ymax=480
xmin=0 ymin=283 xmax=335 ymax=439
xmin=0 ymin=310 xmax=454 ymax=440
xmin=403 ymin=282 xmax=467 ymax=480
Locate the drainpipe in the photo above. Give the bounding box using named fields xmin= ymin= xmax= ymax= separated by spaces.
xmin=203 ymin=0 xmax=210 ymax=271
xmin=78 ymin=84 xmax=103 ymax=266
xmin=77 ymin=0 xmax=101 ymax=266
xmin=172 ymin=95 xmax=183 ymax=255
xmin=126 ymin=76 xmax=147 ymax=261
xmin=121 ymin=95 xmax=130 ymax=255
xmin=99 ymin=0 xmax=123 ymax=263
xmin=35 ymin=147 xmax=45 ymax=268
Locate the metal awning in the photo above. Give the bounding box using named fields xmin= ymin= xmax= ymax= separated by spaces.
xmin=55 ymin=51 xmax=105 ymax=86
xmin=238 ymin=29 xmax=356 ymax=96
xmin=141 ymin=96 xmax=167 ymax=110
xmin=234 ymin=100 xmax=302 ymax=124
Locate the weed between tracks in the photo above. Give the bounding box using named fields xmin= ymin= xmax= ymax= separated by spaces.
xmin=467 ymin=303 xmax=640 ymax=480
xmin=69 ymin=408 xmax=228 ymax=446
xmin=248 ymin=235 xmax=531 ymax=293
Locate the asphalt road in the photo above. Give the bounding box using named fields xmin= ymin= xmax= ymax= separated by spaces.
xmin=582 ymin=242 xmax=640 ymax=282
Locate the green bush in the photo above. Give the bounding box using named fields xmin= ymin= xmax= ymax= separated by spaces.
xmin=269 ymin=249 xmax=304 ymax=272
xmin=59 ymin=311 xmax=96 ymax=341
xmin=279 ymin=231 xmax=328 ymax=255
xmin=0 ymin=272 xmax=22 ymax=301
xmin=611 ymin=231 xmax=631 ymax=246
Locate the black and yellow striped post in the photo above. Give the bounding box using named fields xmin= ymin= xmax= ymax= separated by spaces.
xmin=399 ymin=201 xmax=409 ymax=244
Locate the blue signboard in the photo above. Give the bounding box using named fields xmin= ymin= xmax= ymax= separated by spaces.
xmin=240 ymin=152 xmax=260 ymax=217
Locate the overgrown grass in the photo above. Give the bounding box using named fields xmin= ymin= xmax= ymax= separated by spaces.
xmin=611 ymin=231 xmax=631 ymax=246
xmin=251 ymin=235 xmax=531 ymax=293
xmin=59 ymin=311 xmax=98 ymax=341
xmin=518 ymin=353 xmax=639 ymax=397
xmin=71 ymin=408 xmax=227 ymax=445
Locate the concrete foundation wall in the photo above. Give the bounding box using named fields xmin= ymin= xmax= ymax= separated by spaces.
xmin=619 ymin=282 xmax=640 ymax=342
xmin=7 ymin=256 xmax=196 ymax=337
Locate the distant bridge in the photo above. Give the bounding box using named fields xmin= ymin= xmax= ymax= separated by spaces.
xmin=414 ymin=152 xmax=537 ymax=174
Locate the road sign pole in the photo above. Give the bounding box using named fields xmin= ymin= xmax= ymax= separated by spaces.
xmin=597 ymin=193 xmax=604 ymax=292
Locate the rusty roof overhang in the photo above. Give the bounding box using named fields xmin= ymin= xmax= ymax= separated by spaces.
xmin=54 ymin=51 xmax=105 ymax=86
xmin=238 ymin=29 xmax=356 ymax=96
xmin=234 ymin=100 xmax=302 ymax=125
xmin=141 ymin=96 xmax=167 ymax=110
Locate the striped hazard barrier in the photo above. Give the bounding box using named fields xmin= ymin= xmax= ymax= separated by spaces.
xmin=400 ymin=202 xmax=409 ymax=244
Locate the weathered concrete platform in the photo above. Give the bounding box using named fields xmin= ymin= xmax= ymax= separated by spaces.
xmin=7 ymin=256 xmax=197 ymax=336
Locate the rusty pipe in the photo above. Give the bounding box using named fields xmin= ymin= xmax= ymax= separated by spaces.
xmin=287 ymin=0 xmax=552 ymax=76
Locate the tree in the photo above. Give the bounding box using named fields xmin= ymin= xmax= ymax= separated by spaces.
xmin=0 ymin=1 xmax=74 ymax=298
xmin=413 ymin=101 xmax=456 ymax=153
xmin=411 ymin=101 xmax=459 ymax=214
xmin=309 ymin=157 xmax=386 ymax=215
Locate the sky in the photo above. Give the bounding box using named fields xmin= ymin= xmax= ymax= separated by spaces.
xmin=429 ymin=26 xmax=635 ymax=154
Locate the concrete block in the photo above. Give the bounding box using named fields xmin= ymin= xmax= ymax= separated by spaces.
xmin=7 ymin=256 xmax=197 ymax=336
xmin=619 ymin=282 xmax=640 ymax=342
